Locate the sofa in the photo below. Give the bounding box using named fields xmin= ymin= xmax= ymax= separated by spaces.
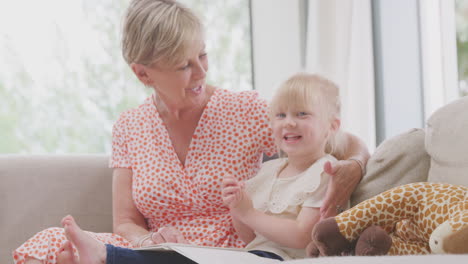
xmin=1 ymin=96 xmax=467 ymax=263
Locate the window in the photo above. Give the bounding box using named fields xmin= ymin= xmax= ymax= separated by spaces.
xmin=456 ymin=0 xmax=468 ymax=96
xmin=419 ymin=0 xmax=460 ymax=119
xmin=0 ymin=0 xmax=252 ymax=153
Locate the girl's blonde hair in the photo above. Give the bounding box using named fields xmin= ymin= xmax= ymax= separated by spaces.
xmin=269 ymin=73 xmax=347 ymax=156
xmin=122 ymin=0 xmax=204 ymax=67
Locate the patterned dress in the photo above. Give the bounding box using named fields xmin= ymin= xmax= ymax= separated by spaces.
xmin=13 ymin=88 xmax=276 ymax=264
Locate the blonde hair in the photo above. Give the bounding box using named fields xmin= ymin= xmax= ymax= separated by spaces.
xmin=122 ymin=0 xmax=204 ymax=66
xmin=269 ymin=73 xmax=346 ymax=156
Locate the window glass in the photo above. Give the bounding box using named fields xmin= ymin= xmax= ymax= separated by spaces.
xmin=0 ymin=0 xmax=252 ymax=153
xmin=456 ymin=0 xmax=468 ymax=96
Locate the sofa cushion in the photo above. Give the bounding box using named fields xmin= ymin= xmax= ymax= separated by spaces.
xmin=0 ymin=154 xmax=113 ymax=262
xmin=351 ymin=128 xmax=430 ymax=206
xmin=426 ymin=96 xmax=468 ymax=186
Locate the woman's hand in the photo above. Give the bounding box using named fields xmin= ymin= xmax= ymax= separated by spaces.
xmin=320 ymin=160 xmax=362 ymax=219
xmin=135 ymin=227 xmax=188 ymax=247
xmin=221 ymin=176 xmax=253 ymax=218
xmin=151 ymin=227 xmax=188 ymax=244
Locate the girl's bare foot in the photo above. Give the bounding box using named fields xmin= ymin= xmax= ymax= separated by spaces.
xmin=61 ymin=215 xmax=107 ymax=264
xmin=56 ymin=241 xmax=78 ymax=264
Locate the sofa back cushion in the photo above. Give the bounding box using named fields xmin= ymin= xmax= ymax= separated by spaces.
xmin=351 ymin=128 xmax=430 ymax=206
xmin=426 ymin=96 xmax=468 ymax=186
xmin=0 ymin=154 xmax=113 ymax=262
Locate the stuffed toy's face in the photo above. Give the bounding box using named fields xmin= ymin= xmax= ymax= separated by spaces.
xmin=429 ymin=220 xmax=451 ymax=254
xmin=430 ymin=219 xmax=468 ymax=254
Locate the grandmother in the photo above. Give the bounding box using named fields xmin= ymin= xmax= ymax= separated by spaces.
xmin=13 ymin=0 xmax=369 ymax=263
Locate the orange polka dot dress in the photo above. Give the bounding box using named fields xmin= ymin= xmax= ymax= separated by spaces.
xmin=12 ymin=89 xmax=276 ymax=264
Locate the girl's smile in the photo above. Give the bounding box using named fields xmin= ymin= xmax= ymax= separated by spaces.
xmin=272 ymin=107 xmax=329 ymax=160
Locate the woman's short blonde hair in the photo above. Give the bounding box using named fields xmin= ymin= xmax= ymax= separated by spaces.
xmin=122 ymin=0 xmax=204 ymax=67
xmin=270 ymin=73 xmax=346 ymax=156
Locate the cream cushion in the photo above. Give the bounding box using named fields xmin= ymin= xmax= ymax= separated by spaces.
xmin=426 ymin=96 xmax=468 ymax=186
xmin=351 ymin=128 xmax=430 ymax=206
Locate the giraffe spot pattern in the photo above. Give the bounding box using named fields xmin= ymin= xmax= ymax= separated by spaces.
xmin=335 ymin=182 xmax=467 ymax=255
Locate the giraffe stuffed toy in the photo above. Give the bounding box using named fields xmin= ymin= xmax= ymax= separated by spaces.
xmin=307 ymin=182 xmax=468 ymax=256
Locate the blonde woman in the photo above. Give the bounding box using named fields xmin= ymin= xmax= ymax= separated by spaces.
xmin=13 ymin=1 xmax=369 ymax=264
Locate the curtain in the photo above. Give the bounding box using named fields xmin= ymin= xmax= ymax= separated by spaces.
xmin=305 ymin=0 xmax=376 ymax=150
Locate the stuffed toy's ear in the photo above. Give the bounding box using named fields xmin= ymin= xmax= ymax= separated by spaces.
xmin=311 ymin=217 xmax=353 ymax=256
xmin=305 ymin=240 xmax=320 ymax=258
xmin=430 ymin=218 xmax=468 ymax=254
xmin=355 ymin=225 xmax=392 ymax=256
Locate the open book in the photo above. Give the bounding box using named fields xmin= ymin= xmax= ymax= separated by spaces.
xmin=135 ymin=243 xmax=281 ymax=264
xmin=133 ymin=243 xmax=468 ymax=264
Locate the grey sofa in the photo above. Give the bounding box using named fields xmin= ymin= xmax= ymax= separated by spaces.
xmin=2 ymin=96 xmax=468 ymax=263
xmin=0 ymin=155 xmax=113 ymax=263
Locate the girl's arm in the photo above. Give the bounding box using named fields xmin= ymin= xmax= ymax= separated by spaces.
xmin=233 ymin=205 xmax=321 ymax=249
xmin=231 ymin=215 xmax=256 ymax=244
xmin=222 ymin=177 xmax=256 ymax=244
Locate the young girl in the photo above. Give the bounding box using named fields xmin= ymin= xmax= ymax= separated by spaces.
xmin=54 ymin=73 xmax=347 ymax=264
xmin=221 ymin=73 xmax=347 ymax=260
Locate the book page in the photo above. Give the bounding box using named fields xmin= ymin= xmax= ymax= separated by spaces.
xmin=171 ymin=245 xmax=280 ymax=264
xmin=135 ymin=243 xmax=280 ymax=264
xmin=135 ymin=243 xmax=244 ymax=252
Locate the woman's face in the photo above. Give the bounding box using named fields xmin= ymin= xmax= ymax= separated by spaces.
xmin=134 ymin=43 xmax=209 ymax=109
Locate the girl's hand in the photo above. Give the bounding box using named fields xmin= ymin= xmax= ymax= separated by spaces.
xmin=320 ymin=160 xmax=361 ymax=219
xmin=222 ymin=176 xmax=243 ymax=209
xmin=221 ymin=176 xmax=253 ymax=218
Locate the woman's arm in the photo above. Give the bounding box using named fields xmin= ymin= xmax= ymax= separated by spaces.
xmin=112 ymin=168 xmax=153 ymax=247
xmin=320 ymin=132 xmax=370 ymax=218
xmin=113 ymin=169 xmax=187 ymax=246
xmin=334 ymin=131 xmax=370 ymax=167
xmin=235 ymin=206 xmax=321 ymax=249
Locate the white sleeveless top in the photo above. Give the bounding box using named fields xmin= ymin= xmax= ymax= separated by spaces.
xmin=244 ymin=155 xmax=338 ymax=260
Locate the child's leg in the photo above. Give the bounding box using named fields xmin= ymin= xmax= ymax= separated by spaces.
xmin=247 ymin=250 xmax=284 ymax=261
xmin=61 ymin=215 xmax=106 ymax=264
xmin=106 ymin=245 xmax=196 ymax=264
xmin=56 ymin=241 xmax=78 ymax=264
xmin=62 ymin=215 xmax=195 ymax=264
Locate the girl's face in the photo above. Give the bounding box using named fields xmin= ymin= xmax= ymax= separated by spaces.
xmin=132 ymin=43 xmax=209 ymax=109
xmin=271 ymin=103 xmax=331 ymax=160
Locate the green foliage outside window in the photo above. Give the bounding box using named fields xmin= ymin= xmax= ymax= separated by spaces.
xmin=0 ymin=0 xmax=252 ymax=154
xmin=456 ymin=0 xmax=468 ymax=96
